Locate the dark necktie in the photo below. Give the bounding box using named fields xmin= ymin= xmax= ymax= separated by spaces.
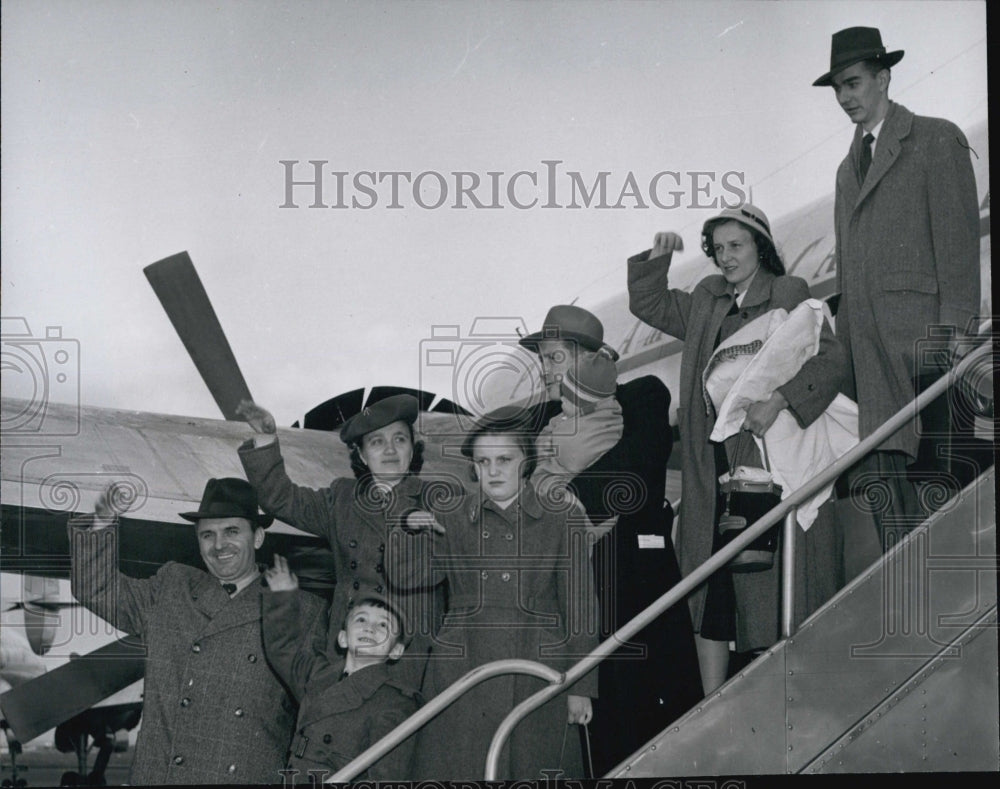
xmin=222 ymin=583 xmax=237 ymax=596
xmin=860 ymin=132 xmax=874 ymax=182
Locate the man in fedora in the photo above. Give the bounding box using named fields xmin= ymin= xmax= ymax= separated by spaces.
xmin=69 ymin=477 xmax=324 ymax=785
xmin=814 ymin=27 xmax=980 ymax=546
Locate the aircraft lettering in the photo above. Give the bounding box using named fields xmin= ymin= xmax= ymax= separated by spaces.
xmin=785 ymin=236 xmax=825 ymax=277
xmin=642 ymin=325 xmax=664 ymax=347
xmin=813 ymin=244 xmax=837 ymax=281
xmin=617 ymin=319 xmax=645 ymax=358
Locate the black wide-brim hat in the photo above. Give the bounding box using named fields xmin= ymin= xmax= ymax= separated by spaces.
xmin=813 ymin=26 xmax=904 ymax=87
xmin=518 ymin=304 xmax=620 ymax=361
xmin=180 ymin=477 xmax=274 ymax=529
xmin=339 ymin=393 xmax=419 ymax=445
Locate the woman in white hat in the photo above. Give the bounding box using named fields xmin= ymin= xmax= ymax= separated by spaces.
xmin=627 ymin=204 xmax=848 ymax=694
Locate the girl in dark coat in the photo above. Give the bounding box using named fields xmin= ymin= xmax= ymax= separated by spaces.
xmin=387 ymin=411 xmax=598 ymax=780
xmin=627 ymin=204 xmax=847 ymax=693
xmin=519 ymin=307 xmax=703 ymax=776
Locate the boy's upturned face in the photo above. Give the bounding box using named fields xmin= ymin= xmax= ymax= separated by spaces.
xmin=338 ymin=604 xmax=404 ymax=662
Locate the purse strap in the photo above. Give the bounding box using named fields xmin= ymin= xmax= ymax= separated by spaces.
xmin=558 ymin=721 xmax=595 ymax=779
xmin=731 ymin=429 xmax=771 ymax=475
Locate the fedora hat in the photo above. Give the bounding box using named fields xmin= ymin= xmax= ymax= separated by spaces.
xmin=339 ymin=394 xmax=419 ymax=445
xmin=812 ymin=27 xmax=904 ymax=87
xmin=180 ymin=477 xmax=273 ymax=529
xmin=518 ymin=305 xmax=620 ymax=361
xmin=701 ymin=203 xmax=775 ymax=253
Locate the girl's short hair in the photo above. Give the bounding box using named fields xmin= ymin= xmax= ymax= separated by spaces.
xmin=461 ymin=412 xmax=538 ymax=481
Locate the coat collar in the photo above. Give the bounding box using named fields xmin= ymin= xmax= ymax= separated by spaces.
xmin=470 ymin=481 xmax=544 ymax=522
xmin=190 ymin=572 xmax=267 ymax=638
xmin=702 ymin=266 xmax=776 ymax=308
xmin=298 ymin=660 xmax=417 ymax=726
xmin=851 ymin=101 xmax=913 ymax=210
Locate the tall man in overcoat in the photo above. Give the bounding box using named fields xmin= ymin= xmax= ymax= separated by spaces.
xmin=69 ymin=477 xmax=324 ymax=785
xmin=814 ymin=27 xmax=980 ymax=544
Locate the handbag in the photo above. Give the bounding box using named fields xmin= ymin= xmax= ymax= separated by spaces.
xmin=717 ymin=431 xmax=782 ymax=573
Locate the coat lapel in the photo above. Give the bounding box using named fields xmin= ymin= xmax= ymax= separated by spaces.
xmin=297 ymin=662 xmax=390 ymax=728
xmin=854 ymin=102 xmax=912 ymax=212
xmin=196 ymin=577 xmax=265 ymax=639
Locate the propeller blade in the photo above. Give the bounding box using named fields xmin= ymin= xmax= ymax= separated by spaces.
xmin=143 ymin=252 xmax=252 ymax=420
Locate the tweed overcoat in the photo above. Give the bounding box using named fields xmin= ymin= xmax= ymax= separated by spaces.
xmin=261 ymin=589 xmax=419 ymax=781
xmin=548 ymin=376 xmax=703 ymax=774
xmin=239 ymin=438 xmax=444 ymax=691
xmin=627 ymin=259 xmax=847 ymax=637
xmin=69 ymin=521 xmax=324 ymax=785
xmin=834 ymin=102 xmax=980 ymax=460
xmin=386 ymin=483 xmax=598 ymax=780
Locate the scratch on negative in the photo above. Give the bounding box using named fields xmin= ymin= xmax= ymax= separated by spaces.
xmin=718 ymin=20 xmax=744 ymax=38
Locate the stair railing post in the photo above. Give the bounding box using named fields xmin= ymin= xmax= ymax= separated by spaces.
xmin=781 ymin=508 xmax=797 ymax=639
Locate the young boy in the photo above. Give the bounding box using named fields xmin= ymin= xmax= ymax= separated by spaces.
xmin=262 ymin=556 xmax=419 ymax=783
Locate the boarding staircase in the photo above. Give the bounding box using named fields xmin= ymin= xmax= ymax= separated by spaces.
xmin=328 ymin=335 xmax=997 ymax=780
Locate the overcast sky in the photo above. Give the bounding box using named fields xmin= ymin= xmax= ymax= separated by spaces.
xmin=1 ymin=0 xmax=988 ymax=427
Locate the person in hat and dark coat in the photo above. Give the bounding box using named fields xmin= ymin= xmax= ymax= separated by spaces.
xmin=386 ymin=407 xmax=598 ymax=780
xmin=627 ymin=205 xmax=847 ymax=695
xmin=518 ymin=305 xmax=702 ymax=776
xmin=261 ymin=557 xmax=420 ymax=781
xmin=813 ymin=26 xmax=981 ymax=546
xmin=68 ymin=478 xmax=324 ymax=785
xmin=237 ymin=394 xmax=447 ymax=694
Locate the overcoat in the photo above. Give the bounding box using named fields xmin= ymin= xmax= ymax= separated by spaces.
xmin=261 ymin=589 xmax=419 ymax=781
xmin=834 ymin=101 xmax=980 ymax=460
xmin=68 ymin=521 xmax=324 ymax=785
xmin=554 ymin=376 xmax=704 ymax=774
xmin=627 ymin=260 xmax=847 ymax=646
xmin=239 ymin=438 xmax=444 ymax=690
xmin=386 ymin=483 xmax=598 ymax=780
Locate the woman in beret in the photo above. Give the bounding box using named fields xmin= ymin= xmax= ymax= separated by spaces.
xmin=237 ymin=394 xmax=447 ymax=695
xmin=627 ymin=204 xmax=847 ymax=695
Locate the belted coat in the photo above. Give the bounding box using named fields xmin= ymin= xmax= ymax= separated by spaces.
xmin=262 ymin=589 xmax=419 ymax=780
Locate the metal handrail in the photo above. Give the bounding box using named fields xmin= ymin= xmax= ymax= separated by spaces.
xmin=484 ymin=340 xmax=993 ymax=779
xmin=322 ymin=340 xmax=991 ymax=783
xmin=326 ymin=659 xmax=561 ymax=782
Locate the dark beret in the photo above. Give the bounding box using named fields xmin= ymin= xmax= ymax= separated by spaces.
xmin=339 ymin=394 xmax=419 ymax=445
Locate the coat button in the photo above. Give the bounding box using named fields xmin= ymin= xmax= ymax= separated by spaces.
xmin=234 ymin=708 xmax=244 ymax=717
xmin=349 ymin=539 xmax=358 ymax=548
xmin=191 ymin=643 xmax=201 ymax=654
xmin=482 ymin=531 xmax=490 ymax=539
xmin=481 ymin=571 xmax=489 ymax=580
xmin=501 ymin=572 xmax=511 ymax=582
xmin=227 ymin=764 xmax=236 ymax=774
xmin=379 ymin=543 xmax=385 ymax=553
xmin=375 ymin=564 xmax=384 ymax=574
xmin=741 ymin=311 xmax=748 ymax=319
xmin=504 ymin=533 xmax=514 ymax=541
xmin=180 ymin=698 xmax=191 ymax=707
xmin=173 ymin=755 xmax=184 ymax=765
xmin=248 ymin=654 xmax=257 ymax=663
xmin=350 ymin=560 xmax=358 ymax=569
xmin=353 ymin=580 xmax=360 ymax=590
xmin=808 ymin=383 xmax=815 ymax=391
xmin=376 ymin=585 xmax=384 ymax=593
xmin=323 ymin=734 xmax=333 ymax=744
